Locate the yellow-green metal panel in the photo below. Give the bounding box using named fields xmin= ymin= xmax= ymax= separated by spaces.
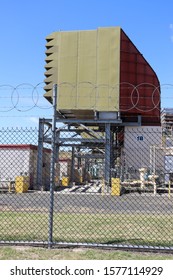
xmin=96 ymin=27 xmax=120 ymax=111
xmin=44 ymin=27 xmax=121 ymax=113
xmin=78 ymin=30 xmax=97 ymax=83
xmin=77 ymin=31 xmax=97 ymax=110
xmin=58 ymin=31 xmax=78 ymax=83
xmin=58 ymin=32 xmax=78 ymax=109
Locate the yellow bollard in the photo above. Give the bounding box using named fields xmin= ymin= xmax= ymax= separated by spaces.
xmin=15 ymin=176 xmax=29 ymax=193
xmin=111 ymin=178 xmax=121 ymax=196
xmin=61 ymin=177 xmax=69 ymax=187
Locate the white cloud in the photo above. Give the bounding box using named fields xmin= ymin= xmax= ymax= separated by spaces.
xmin=170 ymin=23 xmax=173 ymax=29
xmin=29 ymin=117 xmax=39 ymax=124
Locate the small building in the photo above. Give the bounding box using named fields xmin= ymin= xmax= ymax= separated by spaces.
xmin=123 ymin=126 xmax=164 ymax=180
xmin=0 ymin=144 xmax=51 ymax=190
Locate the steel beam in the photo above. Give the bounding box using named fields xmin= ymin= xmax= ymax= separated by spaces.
xmin=42 ymin=115 xmax=141 ymax=126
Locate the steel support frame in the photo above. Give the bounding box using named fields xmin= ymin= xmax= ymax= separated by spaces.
xmin=37 ymin=122 xmax=111 ymax=186
xmin=37 ymin=119 xmax=141 ymax=189
xmin=37 ymin=81 xmax=141 ymax=191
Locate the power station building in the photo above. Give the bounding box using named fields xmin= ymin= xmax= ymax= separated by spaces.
xmin=40 ymin=27 xmax=163 ymax=191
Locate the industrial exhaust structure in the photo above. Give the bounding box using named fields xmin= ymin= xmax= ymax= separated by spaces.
xmin=37 ymin=27 xmax=164 ymax=194
xmin=44 ymin=26 xmax=160 ymax=126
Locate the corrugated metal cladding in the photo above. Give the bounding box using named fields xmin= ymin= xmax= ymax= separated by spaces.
xmin=44 ymin=27 xmax=161 ymax=125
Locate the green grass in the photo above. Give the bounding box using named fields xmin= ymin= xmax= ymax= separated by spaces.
xmin=0 ymin=246 xmax=173 ymax=260
xmin=0 ymin=212 xmax=48 ymax=241
xmin=0 ymin=211 xmax=173 ymax=248
xmin=53 ymin=212 xmax=173 ymax=247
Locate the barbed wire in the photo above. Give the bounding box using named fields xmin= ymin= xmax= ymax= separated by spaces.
xmin=0 ymin=82 xmax=172 ymax=113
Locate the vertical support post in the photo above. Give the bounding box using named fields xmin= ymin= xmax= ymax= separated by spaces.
xmin=48 ymin=84 xmax=57 ymax=248
xmin=55 ymin=131 xmax=60 ymax=162
xmin=101 ymin=176 xmax=105 ymax=196
xmin=153 ymin=177 xmax=157 ymax=196
xmin=168 ymin=180 xmax=171 ymax=199
xmin=77 ymin=150 xmax=81 ymax=169
xmin=84 ymin=157 xmax=88 ymax=183
xmin=54 ymin=135 xmax=60 ymax=187
xmin=105 ymin=123 xmax=111 ymax=190
xmin=71 ymin=146 xmax=75 ymax=184
xmin=37 ymin=118 xmax=44 ymax=190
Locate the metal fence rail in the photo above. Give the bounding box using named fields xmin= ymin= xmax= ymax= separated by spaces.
xmin=0 ymin=126 xmax=173 ymax=251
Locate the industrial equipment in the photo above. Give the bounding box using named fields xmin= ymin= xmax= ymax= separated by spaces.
xmin=40 ymin=26 xmax=163 ymax=193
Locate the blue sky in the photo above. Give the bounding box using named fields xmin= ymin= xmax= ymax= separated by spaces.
xmin=0 ymin=0 xmax=173 ymax=127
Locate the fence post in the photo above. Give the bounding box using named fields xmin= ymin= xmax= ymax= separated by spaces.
xmin=48 ymin=84 xmax=57 ymax=248
xmin=105 ymin=123 xmax=111 ymax=191
xmin=37 ymin=118 xmax=44 ymax=190
xmin=70 ymin=146 xmax=75 ymax=184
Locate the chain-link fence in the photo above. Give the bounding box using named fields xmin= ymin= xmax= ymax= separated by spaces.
xmin=0 ymin=126 xmax=173 ymax=251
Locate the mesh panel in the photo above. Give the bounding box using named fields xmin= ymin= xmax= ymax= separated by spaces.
xmin=0 ymin=126 xmax=173 ymax=249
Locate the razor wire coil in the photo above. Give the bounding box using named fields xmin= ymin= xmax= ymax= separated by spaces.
xmin=0 ymin=82 xmax=172 ymax=112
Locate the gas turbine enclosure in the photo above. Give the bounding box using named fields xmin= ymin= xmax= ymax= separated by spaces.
xmin=44 ymin=27 xmax=160 ymax=125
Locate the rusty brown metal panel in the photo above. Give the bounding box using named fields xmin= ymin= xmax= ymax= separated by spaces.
xmin=120 ymin=30 xmax=161 ymax=126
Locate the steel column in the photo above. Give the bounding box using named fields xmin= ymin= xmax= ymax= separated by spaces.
xmin=70 ymin=146 xmax=75 ymax=184
xmin=105 ymin=123 xmax=111 ymax=187
xmin=48 ymin=84 xmax=57 ymax=248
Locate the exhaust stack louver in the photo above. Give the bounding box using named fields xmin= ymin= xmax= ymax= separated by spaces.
xmin=44 ymin=33 xmax=58 ymax=102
